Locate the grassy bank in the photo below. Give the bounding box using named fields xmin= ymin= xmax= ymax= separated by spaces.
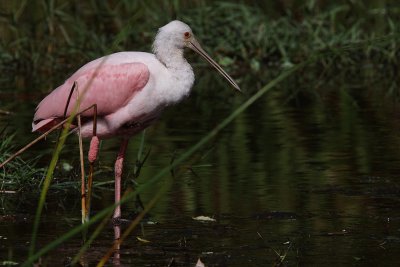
xmin=0 ymin=130 xmax=43 ymax=192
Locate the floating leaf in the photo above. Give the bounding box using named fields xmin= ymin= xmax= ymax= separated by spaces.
xmin=136 ymin=236 xmax=151 ymax=243
xmin=192 ymin=216 xmax=216 ymax=222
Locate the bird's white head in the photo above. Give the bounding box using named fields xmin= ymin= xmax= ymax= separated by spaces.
xmin=153 ymin=20 xmax=240 ymax=91
xmin=154 ymin=20 xmax=193 ymax=50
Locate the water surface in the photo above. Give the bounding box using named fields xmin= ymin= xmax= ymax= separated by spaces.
xmin=1 ymin=74 xmax=400 ymax=266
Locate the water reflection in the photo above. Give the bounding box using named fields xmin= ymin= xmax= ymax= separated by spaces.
xmin=1 ymin=75 xmax=400 ymax=265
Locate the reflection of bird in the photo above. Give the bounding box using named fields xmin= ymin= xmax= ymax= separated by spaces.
xmin=32 ymin=20 xmax=240 ymax=241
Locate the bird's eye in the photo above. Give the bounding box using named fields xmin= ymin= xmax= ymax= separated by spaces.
xmin=184 ymin=32 xmax=191 ymax=39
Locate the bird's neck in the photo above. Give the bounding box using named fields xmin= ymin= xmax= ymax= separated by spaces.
xmin=153 ymin=44 xmax=188 ymax=69
xmin=152 ymin=43 xmax=194 ymax=105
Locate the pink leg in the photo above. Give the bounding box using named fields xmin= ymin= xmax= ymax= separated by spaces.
xmin=113 ymin=138 xmax=129 ymax=245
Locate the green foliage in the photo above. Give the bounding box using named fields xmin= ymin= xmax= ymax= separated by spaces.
xmin=184 ymin=2 xmax=399 ymax=72
xmin=0 ymin=131 xmax=43 ymax=191
xmin=0 ymin=1 xmax=399 ymax=93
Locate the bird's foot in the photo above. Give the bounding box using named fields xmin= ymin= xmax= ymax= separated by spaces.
xmin=112 ymin=216 xmax=131 ymax=226
xmin=112 ymin=216 xmax=122 ymax=226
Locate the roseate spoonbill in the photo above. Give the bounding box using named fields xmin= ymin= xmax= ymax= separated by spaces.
xmin=31 ymin=20 xmax=240 ymax=241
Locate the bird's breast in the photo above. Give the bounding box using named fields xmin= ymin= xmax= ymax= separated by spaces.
xmin=152 ymin=60 xmax=195 ymax=106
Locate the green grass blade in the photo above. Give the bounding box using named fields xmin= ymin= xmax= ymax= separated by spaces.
xmin=28 ymin=119 xmax=72 ymax=257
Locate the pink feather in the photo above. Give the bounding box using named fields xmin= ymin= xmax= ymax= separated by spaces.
xmin=33 ymin=62 xmax=149 ymax=132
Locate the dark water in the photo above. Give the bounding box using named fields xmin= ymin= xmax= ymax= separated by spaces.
xmin=1 ymin=77 xmax=400 ymax=266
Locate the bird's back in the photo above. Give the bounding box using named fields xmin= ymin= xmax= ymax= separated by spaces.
xmin=32 ymin=52 xmax=161 ymax=133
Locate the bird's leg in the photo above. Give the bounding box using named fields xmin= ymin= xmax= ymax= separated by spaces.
xmin=85 ymin=104 xmax=98 ymax=224
xmin=113 ymin=138 xmax=129 ymax=248
xmin=113 ymin=249 xmax=121 ymax=266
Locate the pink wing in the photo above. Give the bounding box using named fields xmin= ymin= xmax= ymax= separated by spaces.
xmin=33 ymin=62 xmax=150 ymax=132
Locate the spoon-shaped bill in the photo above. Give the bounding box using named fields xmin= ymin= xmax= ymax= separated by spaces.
xmin=187 ymin=38 xmax=241 ymax=92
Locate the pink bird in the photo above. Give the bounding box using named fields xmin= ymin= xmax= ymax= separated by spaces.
xmin=32 ymin=20 xmax=240 ymax=242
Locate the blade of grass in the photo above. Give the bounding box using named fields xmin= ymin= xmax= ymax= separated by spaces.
xmin=28 ymin=115 xmax=73 ymax=257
